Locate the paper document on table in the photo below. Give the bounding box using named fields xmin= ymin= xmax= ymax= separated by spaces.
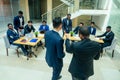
xmin=95 ymin=38 xmax=100 ymax=40
xmin=39 ymin=34 xmax=44 ymax=37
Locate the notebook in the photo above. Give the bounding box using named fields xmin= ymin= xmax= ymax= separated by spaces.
xmin=30 ymin=39 xmax=38 ymax=42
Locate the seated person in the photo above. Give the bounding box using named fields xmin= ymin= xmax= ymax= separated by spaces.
xmin=18 ymin=26 xmax=24 ymax=37
xmin=7 ymin=23 xmax=28 ymax=56
xmin=88 ymin=22 xmax=96 ymax=35
xmin=96 ymin=26 xmax=114 ymax=51
xmin=73 ymin=22 xmax=84 ymax=34
xmin=39 ymin=20 xmax=49 ymax=34
xmin=24 ymin=20 xmax=35 ymax=35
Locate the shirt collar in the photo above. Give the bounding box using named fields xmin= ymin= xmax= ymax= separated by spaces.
xmin=53 ymin=29 xmax=59 ymax=33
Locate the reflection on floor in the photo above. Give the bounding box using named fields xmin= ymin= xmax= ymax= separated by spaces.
xmin=0 ymin=24 xmax=120 ymax=80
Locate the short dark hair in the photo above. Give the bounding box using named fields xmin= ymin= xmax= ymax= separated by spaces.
xmin=91 ymin=22 xmax=95 ymax=25
xmin=7 ymin=23 xmax=12 ymax=27
xmin=42 ymin=20 xmax=46 ymax=23
xmin=28 ymin=20 xmax=32 ymax=23
xmin=80 ymin=22 xmax=84 ymax=25
xmin=67 ymin=14 xmax=71 ymax=16
xmin=107 ymin=26 xmax=111 ymax=29
xmin=79 ymin=27 xmax=90 ymax=37
xmin=18 ymin=11 xmax=23 ymax=14
xmin=53 ymin=17 xmax=62 ymax=28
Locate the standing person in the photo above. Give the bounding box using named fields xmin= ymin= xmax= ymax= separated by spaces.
xmin=62 ymin=14 xmax=72 ymax=33
xmin=13 ymin=11 xmax=24 ymax=32
xmin=24 ymin=20 xmax=35 ymax=35
xmin=73 ymin=22 xmax=84 ymax=34
xmin=65 ymin=27 xmax=101 ymax=80
xmin=39 ymin=20 xmax=49 ymax=33
xmin=88 ymin=22 xmax=96 ymax=35
xmin=45 ymin=17 xmax=65 ymax=80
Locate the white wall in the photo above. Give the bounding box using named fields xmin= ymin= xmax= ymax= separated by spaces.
xmin=92 ymin=15 xmax=106 ymax=31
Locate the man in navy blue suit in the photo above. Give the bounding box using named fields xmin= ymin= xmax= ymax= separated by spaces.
xmin=88 ymin=22 xmax=96 ymax=35
xmin=45 ymin=17 xmax=65 ymax=80
xmin=62 ymin=14 xmax=72 ymax=33
xmin=13 ymin=11 xmax=24 ymax=32
xmin=65 ymin=27 xmax=101 ymax=80
xmin=39 ymin=20 xmax=49 ymax=33
xmin=7 ymin=23 xmax=28 ymax=56
xmin=96 ymin=26 xmax=114 ymax=50
xmin=24 ymin=20 xmax=35 ymax=35
xmin=73 ymin=22 xmax=84 ymax=34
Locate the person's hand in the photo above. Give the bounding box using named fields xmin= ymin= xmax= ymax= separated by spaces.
xmin=64 ymin=33 xmax=69 ymax=39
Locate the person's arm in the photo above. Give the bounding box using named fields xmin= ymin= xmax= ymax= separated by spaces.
xmin=32 ymin=25 xmax=35 ymax=32
xmin=46 ymin=25 xmax=49 ymax=31
xmin=65 ymin=39 xmax=74 ymax=53
xmin=8 ymin=31 xmax=19 ymax=41
xmin=93 ymin=28 xmax=96 ymax=35
xmin=103 ymin=33 xmax=114 ymax=42
xmin=56 ymin=39 xmax=65 ymax=59
xmin=24 ymin=25 xmax=28 ymax=35
xmin=96 ymin=32 xmax=107 ymax=37
xmin=22 ymin=17 xmax=24 ymax=25
xmin=73 ymin=26 xmax=78 ymax=34
xmin=39 ymin=25 xmax=43 ymax=31
xmin=13 ymin=17 xmax=17 ymax=27
xmin=70 ymin=19 xmax=72 ymax=31
xmin=62 ymin=19 xmax=65 ymax=32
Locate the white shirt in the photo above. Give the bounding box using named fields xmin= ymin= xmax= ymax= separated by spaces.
xmin=91 ymin=27 xmax=94 ymax=33
xmin=19 ymin=17 xmax=23 ymax=26
xmin=106 ymin=31 xmax=111 ymax=36
xmin=67 ymin=20 xmax=69 ymax=26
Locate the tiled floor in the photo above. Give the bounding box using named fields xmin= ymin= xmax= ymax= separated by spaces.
xmin=0 ymin=24 xmax=120 ymax=80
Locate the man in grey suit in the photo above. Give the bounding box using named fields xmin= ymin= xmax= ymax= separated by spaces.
xmin=65 ymin=27 xmax=101 ymax=80
xmin=45 ymin=17 xmax=65 ymax=80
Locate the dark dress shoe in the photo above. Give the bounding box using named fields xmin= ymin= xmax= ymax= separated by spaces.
xmin=57 ymin=75 xmax=62 ymax=80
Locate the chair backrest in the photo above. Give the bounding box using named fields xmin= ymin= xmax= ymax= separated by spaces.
xmin=3 ymin=35 xmax=11 ymax=48
xmin=111 ymin=38 xmax=117 ymax=49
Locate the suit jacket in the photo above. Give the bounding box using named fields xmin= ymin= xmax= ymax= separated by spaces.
xmin=7 ymin=29 xmax=19 ymax=44
xmin=73 ymin=26 xmax=81 ymax=34
xmin=45 ymin=30 xmax=65 ymax=67
xmin=65 ymin=38 xmax=101 ymax=78
xmin=24 ymin=24 xmax=35 ymax=35
xmin=39 ymin=25 xmax=49 ymax=32
xmin=62 ymin=18 xmax=72 ymax=33
xmin=13 ymin=16 xmax=24 ymax=30
xmin=88 ymin=26 xmax=96 ymax=35
xmin=97 ymin=31 xmax=114 ymax=46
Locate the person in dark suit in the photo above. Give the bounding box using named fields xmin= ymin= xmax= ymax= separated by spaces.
xmin=62 ymin=14 xmax=72 ymax=33
xmin=73 ymin=22 xmax=84 ymax=34
xmin=24 ymin=20 xmax=35 ymax=35
xmin=45 ymin=17 xmax=65 ymax=80
xmin=96 ymin=26 xmax=114 ymax=49
xmin=7 ymin=23 xmax=28 ymax=56
xmin=39 ymin=20 xmax=49 ymax=34
xmin=13 ymin=11 xmax=24 ymax=32
xmin=65 ymin=27 xmax=101 ymax=80
xmin=88 ymin=22 xmax=96 ymax=35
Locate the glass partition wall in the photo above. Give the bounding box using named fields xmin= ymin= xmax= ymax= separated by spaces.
xmin=0 ymin=0 xmax=19 ymax=32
